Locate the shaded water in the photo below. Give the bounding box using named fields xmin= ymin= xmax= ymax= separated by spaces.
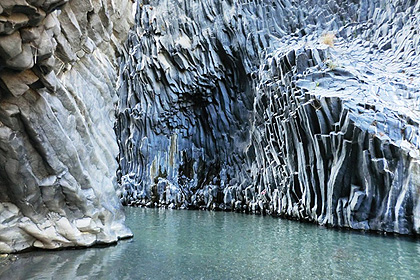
xmin=1 ymin=208 xmax=420 ymax=279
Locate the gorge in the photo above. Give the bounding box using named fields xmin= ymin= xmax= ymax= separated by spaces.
xmin=0 ymin=0 xmax=420 ymax=255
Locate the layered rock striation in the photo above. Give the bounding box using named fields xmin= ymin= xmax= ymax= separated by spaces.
xmin=117 ymin=0 xmax=420 ymax=235
xmin=0 ymin=0 xmax=134 ymax=253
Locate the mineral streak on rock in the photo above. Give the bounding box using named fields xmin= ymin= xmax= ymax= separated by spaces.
xmin=0 ymin=0 xmax=134 ymax=253
xmin=117 ymin=0 xmax=420 ymax=235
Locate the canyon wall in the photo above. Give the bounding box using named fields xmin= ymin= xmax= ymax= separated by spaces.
xmin=0 ymin=0 xmax=134 ymax=253
xmin=1 ymin=0 xmax=419 ymax=254
xmin=117 ymin=0 xmax=420 ymax=235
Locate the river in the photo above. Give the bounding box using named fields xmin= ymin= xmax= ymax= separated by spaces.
xmin=1 ymin=207 xmax=420 ymax=279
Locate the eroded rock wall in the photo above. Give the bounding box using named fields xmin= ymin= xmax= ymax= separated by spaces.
xmin=118 ymin=0 xmax=420 ymax=235
xmin=0 ymin=0 xmax=134 ymax=253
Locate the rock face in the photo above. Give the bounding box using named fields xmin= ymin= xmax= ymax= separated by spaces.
xmin=117 ymin=0 xmax=420 ymax=235
xmin=0 ymin=0 xmax=134 ymax=253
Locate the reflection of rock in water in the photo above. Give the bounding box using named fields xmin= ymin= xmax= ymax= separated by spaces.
xmin=0 ymin=241 xmax=132 ymax=279
xmin=332 ymin=248 xmax=348 ymax=261
xmin=117 ymin=0 xmax=420 ymax=235
xmin=1 ymin=208 xmax=419 ymax=279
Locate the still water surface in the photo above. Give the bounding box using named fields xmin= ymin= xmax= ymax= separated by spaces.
xmin=1 ymin=208 xmax=420 ymax=279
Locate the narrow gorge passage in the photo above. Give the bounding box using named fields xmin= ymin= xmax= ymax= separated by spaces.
xmin=0 ymin=0 xmax=420 ymax=255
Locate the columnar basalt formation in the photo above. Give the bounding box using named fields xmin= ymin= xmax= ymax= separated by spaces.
xmin=1 ymin=0 xmax=419 ymax=254
xmin=117 ymin=0 xmax=420 ymax=235
xmin=0 ymin=0 xmax=134 ymax=253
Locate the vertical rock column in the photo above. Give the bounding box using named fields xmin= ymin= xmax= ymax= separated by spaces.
xmin=115 ymin=0 xmax=272 ymax=208
xmin=118 ymin=0 xmax=420 ymax=235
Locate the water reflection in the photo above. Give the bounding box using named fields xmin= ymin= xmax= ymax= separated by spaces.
xmin=1 ymin=208 xmax=419 ymax=279
xmin=0 ymin=241 xmax=135 ymax=280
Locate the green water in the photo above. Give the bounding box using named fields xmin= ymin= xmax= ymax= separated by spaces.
xmin=1 ymin=208 xmax=420 ymax=279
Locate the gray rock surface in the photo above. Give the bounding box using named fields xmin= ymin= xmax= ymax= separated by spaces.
xmin=117 ymin=0 xmax=420 ymax=235
xmin=0 ymin=0 xmax=134 ymax=253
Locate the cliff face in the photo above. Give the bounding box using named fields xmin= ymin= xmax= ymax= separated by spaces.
xmin=0 ymin=0 xmax=134 ymax=253
xmin=0 ymin=0 xmax=419 ymax=253
xmin=117 ymin=0 xmax=420 ymax=235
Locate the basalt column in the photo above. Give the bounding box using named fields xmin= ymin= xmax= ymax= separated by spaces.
xmin=117 ymin=0 xmax=420 ymax=235
xmin=116 ymin=0 xmax=268 ymax=208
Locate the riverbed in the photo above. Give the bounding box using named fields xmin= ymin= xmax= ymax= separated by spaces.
xmin=1 ymin=208 xmax=419 ymax=279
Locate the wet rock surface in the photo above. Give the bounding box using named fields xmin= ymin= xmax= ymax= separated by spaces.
xmin=0 ymin=0 xmax=134 ymax=253
xmin=117 ymin=0 xmax=420 ymax=235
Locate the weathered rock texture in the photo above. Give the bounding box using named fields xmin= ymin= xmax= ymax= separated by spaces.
xmin=0 ymin=0 xmax=134 ymax=253
xmin=117 ymin=0 xmax=420 ymax=235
